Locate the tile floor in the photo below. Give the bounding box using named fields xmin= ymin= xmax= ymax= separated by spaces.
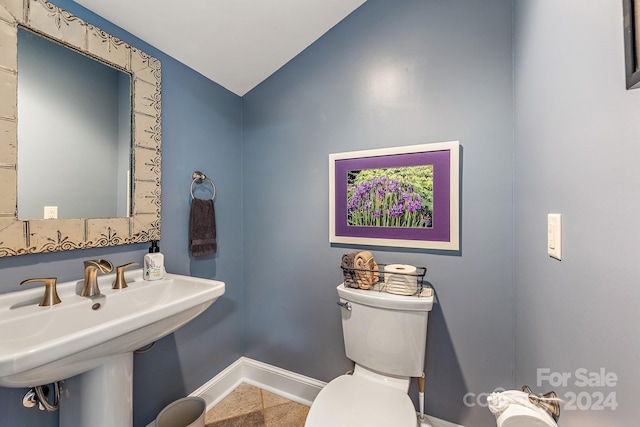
xmin=205 ymin=382 xmax=310 ymax=427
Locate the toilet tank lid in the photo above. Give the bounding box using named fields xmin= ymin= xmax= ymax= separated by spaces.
xmin=337 ymin=283 xmax=434 ymax=311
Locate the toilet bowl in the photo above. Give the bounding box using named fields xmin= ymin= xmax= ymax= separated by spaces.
xmin=305 ymin=283 xmax=434 ymax=427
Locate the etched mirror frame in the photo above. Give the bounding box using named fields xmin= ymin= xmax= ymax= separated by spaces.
xmin=0 ymin=0 xmax=161 ymax=256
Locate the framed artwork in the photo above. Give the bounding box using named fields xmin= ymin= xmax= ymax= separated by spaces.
xmin=329 ymin=141 xmax=460 ymax=250
xmin=624 ymin=0 xmax=640 ymax=89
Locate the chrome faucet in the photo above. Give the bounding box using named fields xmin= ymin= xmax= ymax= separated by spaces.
xmin=81 ymin=259 xmax=114 ymax=297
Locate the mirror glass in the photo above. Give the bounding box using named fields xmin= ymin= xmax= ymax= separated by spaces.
xmin=0 ymin=0 xmax=161 ymax=257
xmin=17 ymin=28 xmax=132 ymax=220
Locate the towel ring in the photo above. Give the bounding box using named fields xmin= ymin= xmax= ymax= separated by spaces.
xmin=190 ymin=171 xmax=216 ymax=201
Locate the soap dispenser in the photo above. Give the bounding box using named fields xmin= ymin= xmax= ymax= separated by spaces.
xmin=143 ymin=240 xmax=164 ymax=281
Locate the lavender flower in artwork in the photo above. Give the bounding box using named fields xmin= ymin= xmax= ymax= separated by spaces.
xmin=406 ymin=196 xmax=421 ymax=213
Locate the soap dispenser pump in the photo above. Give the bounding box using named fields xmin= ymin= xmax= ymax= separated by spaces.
xmin=143 ymin=240 xmax=164 ymax=281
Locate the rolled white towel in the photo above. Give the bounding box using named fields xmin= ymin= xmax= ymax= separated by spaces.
xmin=487 ymin=391 xmax=525 ymax=414
xmin=487 ymin=390 xmax=556 ymax=420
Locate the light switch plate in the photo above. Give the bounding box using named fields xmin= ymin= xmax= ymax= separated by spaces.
xmin=547 ymin=213 xmax=561 ymax=260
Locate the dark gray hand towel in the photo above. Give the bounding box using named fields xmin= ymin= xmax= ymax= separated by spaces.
xmin=189 ymin=198 xmax=217 ymax=256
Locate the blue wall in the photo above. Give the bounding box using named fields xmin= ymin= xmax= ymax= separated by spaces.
xmin=514 ymin=2 xmax=640 ymax=426
xmin=0 ymin=1 xmax=243 ymax=426
xmin=242 ymin=0 xmax=514 ymax=425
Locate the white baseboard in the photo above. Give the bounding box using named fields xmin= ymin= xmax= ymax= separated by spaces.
xmin=148 ymin=357 xmax=465 ymax=427
xmin=420 ymin=414 xmax=466 ymax=427
xmin=190 ymin=356 xmax=326 ymax=409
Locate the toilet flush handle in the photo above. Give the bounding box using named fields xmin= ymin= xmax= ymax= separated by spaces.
xmin=337 ymin=301 xmax=352 ymax=311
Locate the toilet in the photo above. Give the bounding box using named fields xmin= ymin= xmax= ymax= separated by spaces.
xmin=305 ymin=283 xmax=434 ymax=427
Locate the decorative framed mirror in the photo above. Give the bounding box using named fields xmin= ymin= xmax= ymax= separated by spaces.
xmin=0 ymin=0 xmax=161 ymax=256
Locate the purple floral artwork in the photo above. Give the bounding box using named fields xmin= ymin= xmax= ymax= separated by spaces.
xmin=330 ymin=142 xmax=459 ymax=250
xmin=347 ymin=166 xmax=433 ymax=228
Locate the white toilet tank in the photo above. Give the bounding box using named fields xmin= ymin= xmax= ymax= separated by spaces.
xmin=337 ymin=283 xmax=434 ymax=378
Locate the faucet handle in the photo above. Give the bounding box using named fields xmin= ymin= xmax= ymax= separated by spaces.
xmin=112 ymin=262 xmax=139 ymax=290
xmin=20 ymin=278 xmax=61 ymax=306
xmin=84 ymin=259 xmax=114 ymax=273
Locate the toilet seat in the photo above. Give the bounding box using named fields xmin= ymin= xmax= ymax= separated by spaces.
xmin=305 ymin=374 xmax=417 ymax=427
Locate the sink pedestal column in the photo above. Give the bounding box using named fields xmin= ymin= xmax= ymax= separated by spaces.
xmin=60 ymin=352 xmax=133 ymax=427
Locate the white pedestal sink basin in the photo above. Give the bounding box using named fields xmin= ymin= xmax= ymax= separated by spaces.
xmin=0 ymin=269 xmax=225 ymax=426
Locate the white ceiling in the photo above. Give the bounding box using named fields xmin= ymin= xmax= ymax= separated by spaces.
xmin=73 ymin=0 xmax=367 ymax=96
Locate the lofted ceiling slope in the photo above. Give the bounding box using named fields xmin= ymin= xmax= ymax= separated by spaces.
xmin=73 ymin=0 xmax=367 ymax=96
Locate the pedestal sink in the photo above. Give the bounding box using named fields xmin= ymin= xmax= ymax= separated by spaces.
xmin=0 ymin=269 xmax=225 ymax=427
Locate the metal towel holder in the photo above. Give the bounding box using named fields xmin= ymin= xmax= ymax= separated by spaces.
xmin=190 ymin=171 xmax=216 ymax=201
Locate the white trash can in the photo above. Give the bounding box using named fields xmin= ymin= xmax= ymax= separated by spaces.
xmin=156 ymin=396 xmax=206 ymax=427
